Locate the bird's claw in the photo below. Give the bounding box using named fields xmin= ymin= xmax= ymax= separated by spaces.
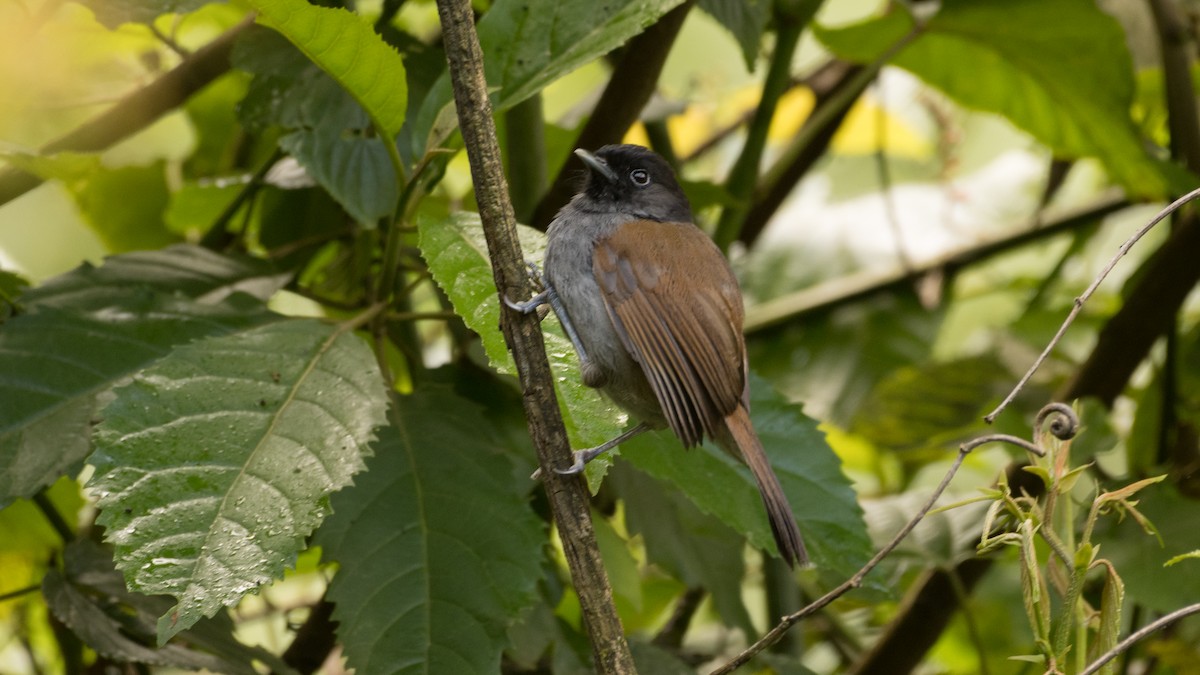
xmin=505 ymin=261 xmax=548 ymax=314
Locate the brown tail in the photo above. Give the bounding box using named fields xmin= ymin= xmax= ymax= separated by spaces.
xmin=716 ymin=405 xmax=808 ymax=567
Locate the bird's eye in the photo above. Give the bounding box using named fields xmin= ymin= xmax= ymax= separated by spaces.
xmin=630 ymin=169 xmax=650 ymax=186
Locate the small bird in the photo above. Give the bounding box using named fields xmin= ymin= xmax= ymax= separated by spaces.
xmin=509 ymin=144 xmax=807 ymax=567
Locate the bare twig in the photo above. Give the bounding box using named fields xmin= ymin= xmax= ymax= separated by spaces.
xmin=1079 ymin=603 xmax=1200 ymax=675
xmin=984 ymin=186 xmax=1200 ymax=422
xmin=710 ymin=410 xmax=1058 ymax=674
xmin=434 ymin=0 xmax=636 ymax=671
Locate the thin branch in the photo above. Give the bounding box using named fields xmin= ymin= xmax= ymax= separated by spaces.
xmin=0 ymin=585 xmax=40 ymax=604
xmin=871 ymin=76 xmax=914 ymax=272
xmin=1079 ymin=603 xmax=1200 ymax=675
xmin=0 ymin=14 xmax=255 ymax=208
xmin=529 ymin=0 xmax=695 ymax=230
xmin=33 ymin=490 xmax=74 ymax=543
xmin=745 ymin=190 xmax=1129 ymax=334
xmin=985 ymin=186 xmax=1200 ymax=422
xmin=710 ymin=426 xmax=1050 ymax=674
xmin=434 ymin=0 xmax=636 ymax=671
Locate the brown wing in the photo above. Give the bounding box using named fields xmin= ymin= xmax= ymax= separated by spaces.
xmin=592 ymin=219 xmax=747 ymax=447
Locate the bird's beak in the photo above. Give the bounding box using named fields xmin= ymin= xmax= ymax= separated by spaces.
xmin=574 ymin=148 xmax=618 ymax=183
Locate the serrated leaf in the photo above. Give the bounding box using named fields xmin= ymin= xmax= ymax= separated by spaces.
xmin=418 ymin=212 xmax=626 ymax=482
xmin=278 ymin=129 xmax=397 ymax=225
xmin=698 ymin=0 xmax=769 ymax=70
xmin=89 ymin=319 xmax=387 ymax=642
xmin=315 ymin=387 xmax=543 ymax=675
xmin=416 ymin=0 xmax=687 ymax=147
xmin=22 ymin=244 xmax=290 ymax=310
xmin=612 ymin=462 xmax=755 ymax=634
xmin=44 ymin=540 xmax=287 ymax=674
xmin=814 ymin=0 xmax=1192 ymax=199
xmin=620 ymin=373 xmax=870 ymax=582
xmin=0 ymin=295 xmax=276 ymax=506
xmin=246 ymin=0 xmax=407 ymax=137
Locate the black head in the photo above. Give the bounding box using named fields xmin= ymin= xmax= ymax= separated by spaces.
xmin=573 ymin=144 xmax=693 ymax=223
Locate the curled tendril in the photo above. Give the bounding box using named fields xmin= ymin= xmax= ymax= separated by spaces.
xmin=1034 ymin=402 xmax=1079 ymax=442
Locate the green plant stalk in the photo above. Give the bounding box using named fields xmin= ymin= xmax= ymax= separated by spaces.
xmin=713 ymin=10 xmax=805 ymax=250
xmin=505 ymin=93 xmax=547 ymax=223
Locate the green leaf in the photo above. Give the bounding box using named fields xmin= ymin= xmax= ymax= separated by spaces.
xmin=1088 ymin=559 xmax=1123 ymax=674
xmin=74 ymin=0 xmax=209 ymax=28
xmin=415 ymin=0 xmax=688 ymax=147
xmin=315 ymin=387 xmax=543 ymax=675
xmin=164 ymin=181 xmax=246 ymax=237
xmin=278 ymin=129 xmax=398 ymax=225
xmin=0 ymin=151 xmax=102 ymax=186
xmin=73 ymin=164 xmax=177 ymax=253
xmin=0 ymin=295 xmax=275 ymax=507
xmin=1165 ymin=550 xmax=1200 ymax=567
xmin=850 ymin=355 xmax=1007 ymax=453
xmin=698 ymin=0 xmax=769 ymax=71
xmin=418 ymin=212 xmax=625 ymax=480
xmin=628 ymin=640 xmax=696 ymax=675
xmin=44 ymin=540 xmax=292 ymax=674
xmin=245 ymin=0 xmax=408 ymax=137
xmin=22 ymin=244 xmax=290 ymax=310
xmin=0 ymin=268 xmax=29 ymax=321
xmin=1093 ymin=483 xmax=1200 ymax=612
xmin=815 ymin=0 xmax=1191 ymax=199
xmin=612 ymin=462 xmax=755 ymax=635
xmin=620 ymin=373 xmax=870 ymax=582
xmin=89 ymin=319 xmax=387 ymax=642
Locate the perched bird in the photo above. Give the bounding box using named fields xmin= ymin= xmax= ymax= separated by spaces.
xmin=510 ymin=144 xmax=807 ymax=566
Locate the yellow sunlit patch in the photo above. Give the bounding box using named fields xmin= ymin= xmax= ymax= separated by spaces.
xmin=622 ymin=123 xmax=650 ymax=148
xmin=832 ymin=99 xmax=932 ymax=158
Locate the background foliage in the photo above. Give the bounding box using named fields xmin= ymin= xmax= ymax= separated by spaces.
xmin=1 ymin=0 xmax=1200 ymax=673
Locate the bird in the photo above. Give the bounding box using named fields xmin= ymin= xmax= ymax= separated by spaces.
xmin=508 ymin=144 xmax=808 ymax=567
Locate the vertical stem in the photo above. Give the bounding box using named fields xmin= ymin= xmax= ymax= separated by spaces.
xmin=433 ymin=0 xmax=637 ymax=671
xmin=713 ymin=6 xmax=807 ymax=250
xmin=505 ymin=94 xmax=548 ymax=223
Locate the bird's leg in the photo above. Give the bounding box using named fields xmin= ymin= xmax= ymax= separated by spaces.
xmin=532 ymin=422 xmax=652 ymax=479
xmin=504 ymin=261 xmax=594 ymax=375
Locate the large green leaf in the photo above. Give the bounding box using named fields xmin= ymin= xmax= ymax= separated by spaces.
xmin=419 ymin=212 xmax=626 ymax=482
xmin=0 ymin=296 xmax=275 ymax=507
xmin=415 ymin=0 xmax=688 ymax=147
xmin=245 ymin=0 xmax=408 ymax=138
xmin=89 ymin=319 xmax=387 ymax=642
xmin=22 ymin=244 xmax=290 ymax=309
xmin=815 ymin=0 xmax=1191 ymax=199
xmin=278 ymin=129 xmax=398 ymax=225
xmin=612 ymin=462 xmax=755 ymax=635
xmin=620 ymin=373 xmax=871 ymax=582
xmin=315 ymin=387 xmax=543 ymax=675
